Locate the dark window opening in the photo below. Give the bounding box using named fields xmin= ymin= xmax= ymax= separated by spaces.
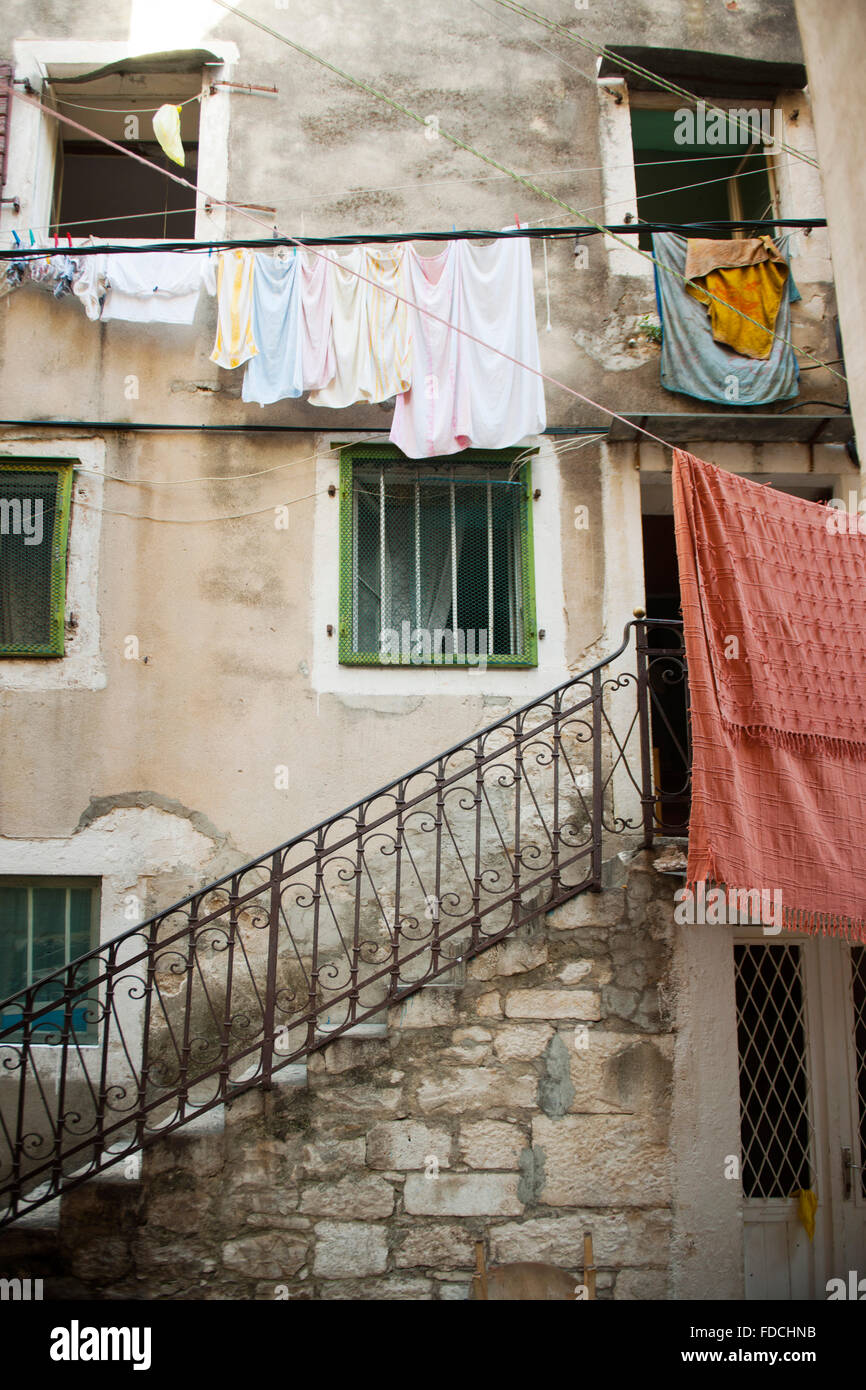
xmin=629 ymin=107 xmax=776 ymax=250
xmin=51 ymin=75 xmax=201 ymax=239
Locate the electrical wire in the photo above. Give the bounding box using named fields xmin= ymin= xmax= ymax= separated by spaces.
xmin=73 ymin=485 xmax=329 ymax=525
xmin=202 ymin=1 xmax=844 ymax=385
xmin=54 ymin=94 xmax=202 ymax=115
xmin=486 ymin=0 xmax=820 ymax=171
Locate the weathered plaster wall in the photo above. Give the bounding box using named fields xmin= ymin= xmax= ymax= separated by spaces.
xmin=794 ymin=0 xmax=866 ymax=458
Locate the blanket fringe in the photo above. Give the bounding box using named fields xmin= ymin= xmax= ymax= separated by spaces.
xmin=722 ymin=719 xmax=866 ymax=761
xmin=684 ymin=879 xmax=866 ymax=943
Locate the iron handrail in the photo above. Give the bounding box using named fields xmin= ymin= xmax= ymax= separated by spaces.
xmin=0 ymin=618 xmax=688 ymax=1224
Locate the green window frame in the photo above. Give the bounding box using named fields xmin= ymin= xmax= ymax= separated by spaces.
xmin=0 ymin=460 xmax=74 ymax=657
xmin=0 ymin=876 xmax=101 ymax=1045
xmin=338 ymin=445 xmax=538 ymax=668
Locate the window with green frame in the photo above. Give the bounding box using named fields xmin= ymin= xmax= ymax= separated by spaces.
xmin=338 ymin=447 xmax=538 ymax=667
xmin=0 ymin=461 xmax=74 ymax=657
xmin=629 ymin=106 xmax=778 ymax=251
xmin=0 ymin=877 xmax=101 ymax=1044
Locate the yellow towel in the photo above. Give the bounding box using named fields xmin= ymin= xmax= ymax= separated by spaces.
xmin=686 ymin=259 xmax=788 ymax=360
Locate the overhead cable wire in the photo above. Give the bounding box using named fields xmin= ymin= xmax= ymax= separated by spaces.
xmin=202 ymin=1 xmax=844 ymax=384
xmin=486 ymin=0 xmax=820 ymax=170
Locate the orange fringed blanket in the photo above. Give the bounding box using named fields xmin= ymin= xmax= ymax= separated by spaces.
xmin=672 ymin=449 xmax=866 ymax=941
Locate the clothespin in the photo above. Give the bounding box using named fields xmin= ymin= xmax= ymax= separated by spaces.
xmin=65 ymin=233 xmax=72 ymax=249
xmin=53 ymin=233 xmax=58 ymax=249
xmin=11 ymin=230 xmax=20 ymax=247
xmin=28 ymin=228 xmax=34 ymax=245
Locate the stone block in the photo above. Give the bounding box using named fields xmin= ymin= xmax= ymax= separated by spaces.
xmin=615 ymin=1267 xmax=669 ymax=1300
xmin=301 ymin=1137 xmax=366 ymax=1179
xmin=476 ymin=992 xmax=502 ymax=1018
xmin=366 ymin=1121 xmax=451 ymax=1171
xmin=488 ymin=1210 xmax=671 ymax=1267
xmin=318 ymin=1276 xmax=432 ymax=1300
xmin=532 ymin=1114 xmax=671 ymax=1206
xmin=548 ymin=889 xmax=624 ymax=929
xmin=312 ymin=1221 xmax=389 ymax=1279
xmin=222 ymin=1231 xmax=307 ymax=1280
xmin=468 ymin=939 xmax=547 ymax=981
xmin=558 ymin=961 xmax=593 ymax=984
xmin=567 ymin=1033 xmax=673 ymax=1121
xmin=390 ymin=992 xmax=458 ymax=1029
xmin=504 ymin=989 xmax=601 ymax=1021
xmin=458 ymin=1121 xmax=527 ymax=1170
xmin=299 ymin=1176 xmax=394 ymax=1219
xmin=438 ymin=1282 xmax=471 ymax=1300
xmin=403 ymin=1173 xmax=523 ymax=1217
xmin=492 ymin=1023 xmax=553 ymax=1060
xmin=395 ymin=1223 xmax=475 ymax=1269
xmin=416 ymin=1069 xmax=536 ymax=1113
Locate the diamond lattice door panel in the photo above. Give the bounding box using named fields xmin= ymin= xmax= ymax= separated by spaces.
xmin=735 ymin=943 xmax=813 ymax=1200
xmin=736 ymin=936 xmax=866 ymax=1298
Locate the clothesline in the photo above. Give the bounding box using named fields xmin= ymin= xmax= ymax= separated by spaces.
xmin=0 ymin=87 xmax=843 ymax=456
xmin=0 ymin=219 xmax=827 ymax=258
xmin=4 ymin=84 xmax=842 ymax=388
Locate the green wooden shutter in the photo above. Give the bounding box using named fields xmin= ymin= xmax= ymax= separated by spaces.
xmin=0 ymin=462 xmax=74 ymax=657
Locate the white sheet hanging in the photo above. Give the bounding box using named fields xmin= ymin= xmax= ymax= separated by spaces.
xmin=307 ymin=244 xmax=412 ymax=408
xmin=390 ymin=229 xmax=546 ymax=456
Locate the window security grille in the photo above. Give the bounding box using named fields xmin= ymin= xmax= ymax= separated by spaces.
xmin=339 ymin=451 xmax=537 ymax=667
xmin=0 ymin=463 xmax=73 ymax=657
xmin=734 ymin=943 xmax=813 ymax=1199
xmin=851 ymin=946 xmax=866 ymax=1199
xmin=0 ymin=878 xmax=100 ymax=1044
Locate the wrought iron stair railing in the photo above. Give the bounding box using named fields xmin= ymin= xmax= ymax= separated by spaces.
xmin=0 ymin=619 xmax=688 ymax=1227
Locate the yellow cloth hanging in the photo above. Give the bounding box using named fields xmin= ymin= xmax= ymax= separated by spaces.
xmin=686 ymin=259 xmax=788 ymax=360
xmin=153 ymin=104 xmax=185 ymax=167
xmin=795 ymin=1188 xmax=818 ymax=1242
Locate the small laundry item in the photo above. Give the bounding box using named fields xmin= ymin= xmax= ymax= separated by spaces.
xmin=49 ymin=254 xmax=79 ymax=299
xmin=242 ymin=250 xmax=304 ymax=406
xmin=307 ymin=244 xmax=411 ymax=408
xmin=101 ymin=251 xmax=208 ymax=324
xmin=796 ymin=1189 xmax=818 ymax=1242
xmin=153 ymin=104 xmax=185 ymax=166
xmin=684 ymin=235 xmax=786 ymax=282
xmin=652 ymin=232 xmax=799 ymax=405
xmin=204 ymin=248 xmax=257 ymax=369
xmin=685 ymin=237 xmax=788 ymax=360
xmin=299 ymin=250 xmax=335 ymax=393
xmin=390 ymin=228 xmax=546 ymax=457
xmin=72 ymin=241 xmax=109 ymax=320
xmin=673 ymin=448 xmax=866 ymax=941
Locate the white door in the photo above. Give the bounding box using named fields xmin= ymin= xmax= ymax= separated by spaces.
xmin=736 ymin=932 xmax=866 ymax=1299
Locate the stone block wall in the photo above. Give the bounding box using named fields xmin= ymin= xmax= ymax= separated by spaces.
xmin=1 ymin=849 xmax=680 ymax=1300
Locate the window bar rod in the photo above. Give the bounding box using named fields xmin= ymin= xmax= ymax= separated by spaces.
xmin=487 ymin=482 xmax=494 ymax=658
xmin=415 ymin=478 xmax=421 ymax=639
xmin=450 ymin=477 xmax=458 ymax=639
xmin=379 ymin=466 xmax=387 ymax=656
